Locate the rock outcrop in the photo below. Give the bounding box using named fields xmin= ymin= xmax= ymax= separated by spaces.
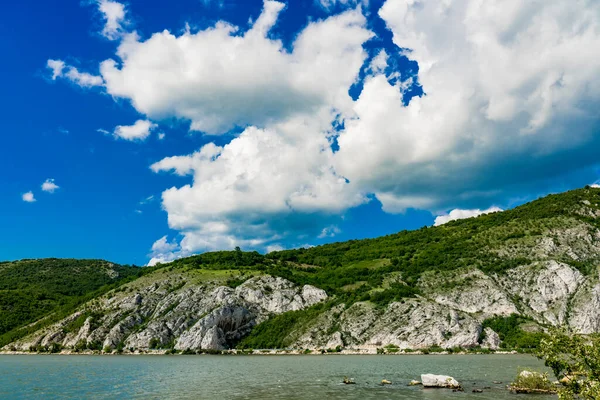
xmin=5 ymin=275 xmax=327 ymax=352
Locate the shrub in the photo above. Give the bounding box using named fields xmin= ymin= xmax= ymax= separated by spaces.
xmin=538 ymin=331 xmax=600 ymax=399
xmin=510 ymin=370 xmax=554 ymax=392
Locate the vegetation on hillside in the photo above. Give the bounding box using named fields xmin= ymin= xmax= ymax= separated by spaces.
xmin=3 ymin=188 xmax=600 ymax=351
xmin=0 ymin=259 xmax=152 ymax=347
xmin=169 ymin=188 xmax=600 ymax=308
xmin=482 ymin=314 xmax=546 ymax=350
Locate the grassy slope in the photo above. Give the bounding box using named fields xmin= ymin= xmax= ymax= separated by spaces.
xmin=162 ymin=188 xmax=600 ymax=349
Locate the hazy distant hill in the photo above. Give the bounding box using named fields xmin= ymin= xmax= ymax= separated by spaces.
xmin=4 ymin=187 xmax=600 ymax=353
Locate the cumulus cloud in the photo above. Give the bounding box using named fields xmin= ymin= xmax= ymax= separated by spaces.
xmin=147 ymin=236 xmax=181 ymax=266
xmin=113 ymin=120 xmax=157 ymax=141
xmin=434 ymin=207 xmax=503 ymax=227
xmin=151 ymin=123 xmax=366 ymax=253
xmin=47 ymin=59 xmax=104 ymax=88
xmin=22 ymin=192 xmax=36 ymax=203
xmin=333 ymin=0 xmax=600 ymax=212
xmin=592 ymin=184 xmax=600 ymax=189
xmin=41 ymin=179 xmax=59 ymax=193
xmin=97 ymin=0 xmax=128 ymax=40
xmin=47 ymin=0 xmax=600 ymax=262
xmin=99 ymin=2 xmax=371 ymax=134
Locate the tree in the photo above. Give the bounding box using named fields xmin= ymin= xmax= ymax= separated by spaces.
xmin=538 ymin=331 xmax=600 ymax=399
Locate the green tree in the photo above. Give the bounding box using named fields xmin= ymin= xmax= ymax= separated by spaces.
xmin=538 ymin=331 xmax=600 ymax=399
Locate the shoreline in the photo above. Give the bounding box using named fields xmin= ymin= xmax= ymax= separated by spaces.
xmin=0 ymin=349 xmax=524 ymax=356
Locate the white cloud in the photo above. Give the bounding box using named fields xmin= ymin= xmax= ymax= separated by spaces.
xmin=47 ymin=59 xmax=65 ymax=80
xmin=47 ymin=59 xmax=104 ymax=88
xmin=318 ymin=225 xmax=341 ymax=238
xmin=22 ymin=192 xmax=36 ymax=203
xmin=266 ymin=244 xmax=285 ymax=253
xmin=99 ymin=3 xmax=371 ymax=134
xmin=334 ymin=0 xmax=600 ymax=212
xmin=97 ymin=0 xmax=128 ymax=40
xmin=113 ymin=119 xmax=157 ymax=141
xmin=317 ymin=0 xmax=368 ymax=11
xmin=41 ymin=179 xmax=59 ymax=193
xmin=368 ymin=49 xmax=388 ymax=75
xmin=139 ymin=195 xmax=154 ymax=205
xmin=434 ymin=206 xmax=503 ymax=226
xmin=48 ymin=0 xmax=600 ymax=262
xmin=592 ymin=184 xmax=600 ymax=189
xmin=157 ymin=132 xmax=165 ymax=140
xmin=151 ymin=123 xmax=366 ymax=252
xmin=147 ymin=235 xmax=182 ymax=266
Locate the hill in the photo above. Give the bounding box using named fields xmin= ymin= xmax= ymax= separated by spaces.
xmin=0 ymin=259 xmax=149 ymax=347
xmin=3 ymin=187 xmax=600 ymax=353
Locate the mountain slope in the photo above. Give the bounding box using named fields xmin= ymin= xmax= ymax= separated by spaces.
xmin=3 ymin=187 xmax=600 ymax=353
xmin=0 ymin=259 xmax=147 ymax=346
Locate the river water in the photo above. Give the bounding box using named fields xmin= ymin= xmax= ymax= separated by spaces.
xmin=0 ymin=354 xmax=556 ymax=399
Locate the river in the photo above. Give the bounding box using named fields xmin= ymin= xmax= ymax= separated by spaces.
xmin=0 ymin=354 xmax=556 ymax=399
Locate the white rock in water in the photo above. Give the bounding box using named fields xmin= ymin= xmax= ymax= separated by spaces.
xmin=421 ymin=374 xmax=461 ymax=388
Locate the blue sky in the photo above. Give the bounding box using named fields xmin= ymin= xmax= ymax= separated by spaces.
xmin=1 ymin=0 xmax=599 ymax=265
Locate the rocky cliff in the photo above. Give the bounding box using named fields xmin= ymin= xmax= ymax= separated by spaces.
xmin=5 ymin=273 xmax=327 ymax=352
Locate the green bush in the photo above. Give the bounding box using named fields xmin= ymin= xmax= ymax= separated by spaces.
xmin=482 ymin=314 xmax=546 ymax=349
xmin=511 ymin=370 xmax=554 ymax=392
xmin=538 ymin=331 xmax=600 ymax=399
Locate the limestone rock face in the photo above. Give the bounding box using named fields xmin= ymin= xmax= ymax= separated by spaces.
xmin=481 ymin=328 xmax=501 ymax=350
xmin=292 ymin=299 xmax=482 ymax=350
xmin=569 ymin=275 xmax=600 ymax=334
xmin=420 ymin=269 xmax=518 ymax=318
xmin=5 ymin=274 xmax=327 ymax=352
xmin=497 ymin=261 xmax=584 ymax=326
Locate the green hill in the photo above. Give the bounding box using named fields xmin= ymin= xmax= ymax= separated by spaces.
xmin=0 ymin=259 xmax=148 ymax=345
xmin=3 ymin=187 xmax=600 ymax=353
xmin=171 ymin=187 xmax=600 ymax=306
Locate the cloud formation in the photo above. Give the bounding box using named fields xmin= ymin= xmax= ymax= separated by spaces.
xmin=148 ymin=236 xmax=181 ymax=266
xmin=434 ymin=207 xmax=503 ymax=227
xmin=97 ymin=0 xmax=128 ymax=40
xmin=22 ymin=192 xmax=36 ymax=203
xmin=41 ymin=179 xmax=59 ymax=193
xmin=317 ymin=0 xmax=368 ymax=11
xmin=99 ymin=2 xmax=371 ymax=134
xmin=47 ymin=0 xmax=600 ymax=263
xmin=47 ymin=59 xmax=104 ymax=88
xmin=334 ymin=0 xmax=600 ymax=213
xmin=113 ymin=120 xmax=157 ymax=141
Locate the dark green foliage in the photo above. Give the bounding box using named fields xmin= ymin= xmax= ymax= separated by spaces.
xmin=368 ymin=284 xmax=420 ymax=306
xmin=238 ymin=302 xmax=331 ymax=349
xmin=0 ymin=258 xmax=157 ymax=347
xmin=482 ymin=314 xmax=546 ymax=349
xmin=538 ymin=331 xmax=600 ymax=399
xmin=171 ymin=250 xmax=266 ymax=270
xmin=225 ymin=277 xmax=247 ymax=288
